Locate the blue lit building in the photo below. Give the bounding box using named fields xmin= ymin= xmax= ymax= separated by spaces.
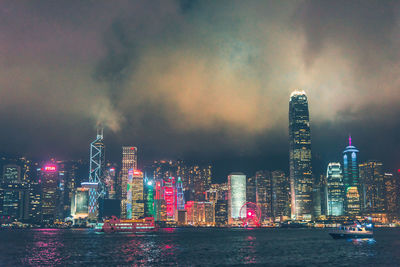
xmin=342 ymin=136 xmax=361 ymax=216
xmin=326 ymin=163 xmax=344 ymax=216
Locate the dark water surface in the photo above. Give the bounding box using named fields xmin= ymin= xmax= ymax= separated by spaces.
xmin=1 ymin=228 xmax=400 ymax=266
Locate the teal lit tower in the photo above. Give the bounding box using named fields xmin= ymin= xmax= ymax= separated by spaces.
xmin=289 ymin=90 xmax=313 ymax=220
xmin=87 ymin=127 xmax=105 ymax=220
xmin=342 ymin=136 xmax=360 ymax=216
xmin=144 ymin=176 xmax=155 ymax=217
xmin=326 ymin=163 xmax=344 ymax=216
xmin=176 ymin=177 xmax=185 ymax=210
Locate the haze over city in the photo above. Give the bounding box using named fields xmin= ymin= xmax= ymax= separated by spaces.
xmin=1 ymin=1 xmax=399 ymax=180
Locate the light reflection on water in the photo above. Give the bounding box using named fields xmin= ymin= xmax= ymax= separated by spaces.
xmin=24 ymin=229 xmax=65 ymax=266
xmin=0 ymin=228 xmax=397 ymax=266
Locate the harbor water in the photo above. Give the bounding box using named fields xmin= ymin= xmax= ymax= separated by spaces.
xmin=1 ymin=228 xmax=399 ymax=266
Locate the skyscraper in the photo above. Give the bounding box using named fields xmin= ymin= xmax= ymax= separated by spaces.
xmin=41 ymin=164 xmax=59 ymax=223
xmin=342 ymin=136 xmax=360 ymax=216
xmin=120 ymin=146 xmax=137 ymax=218
xmin=271 ymin=170 xmax=290 ymax=219
xmin=228 ymin=173 xmax=246 ymax=224
xmin=325 ymin=163 xmax=344 ymax=216
xmin=88 ymin=128 xmax=105 ymax=220
xmin=289 ymin=90 xmax=313 ymax=220
xmin=246 ymin=175 xmax=256 ymax=203
xmin=384 ymin=173 xmax=398 ymax=217
xmin=255 ymin=171 xmax=273 ymax=221
xmin=0 ymin=164 xmax=29 ymax=221
xmin=359 ymin=160 xmax=385 ymax=213
xmin=126 ymin=169 xmax=144 ymax=219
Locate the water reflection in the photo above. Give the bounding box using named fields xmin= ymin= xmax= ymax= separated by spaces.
xmin=24 ymin=229 xmax=65 ymax=265
xmin=1 ymin=228 xmax=398 ymax=266
xmin=348 ymin=238 xmax=376 ymax=245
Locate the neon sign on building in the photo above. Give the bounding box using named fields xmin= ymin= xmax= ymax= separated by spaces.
xmin=43 ymin=165 xmax=57 ymax=172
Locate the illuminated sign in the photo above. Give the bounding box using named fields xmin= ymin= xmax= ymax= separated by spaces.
xmin=43 ymin=165 xmax=57 ymax=172
xmin=129 ymin=169 xmax=143 ymax=176
xmin=133 ymin=170 xmax=142 ymax=175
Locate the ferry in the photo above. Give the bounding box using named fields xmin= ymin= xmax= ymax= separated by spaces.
xmin=329 ymin=222 xmax=373 ymax=239
xmin=96 ymin=216 xmax=156 ymax=233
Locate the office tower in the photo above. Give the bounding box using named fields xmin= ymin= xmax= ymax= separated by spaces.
xmin=195 ymin=164 xmax=212 ymax=201
xmin=205 ymin=184 xmax=218 ymax=203
xmin=149 ymin=160 xmax=176 ymax=182
xmin=70 ymin=187 xmax=89 ymax=223
xmin=176 ymin=160 xmax=189 ymax=190
xmin=326 ymin=163 xmax=344 ymax=216
xmin=126 ymin=169 xmax=144 ymax=219
xmin=228 ymin=173 xmax=246 ymax=224
xmin=246 ymin=176 xmax=256 ymax=203
xmin=215 ymin=199 xmax=228 ymax=225
xmin=154 ymin=179 xmax=166 ymax=221
xmin=88 ymin=128 xmax=105 ymax=220
xmin=120 ymin=146 xmax=137 ymax=218
xmin=342 ymin=136 xmax=360 ymax=216
xmin=0 ymin=164 xmax=29 ymax=222
xmin=176 ymin=177 xmax=185 ymax=210
xmin=104 ymin=165 xmax=117 ymax=199
xmin=41 ymin=164 xmax=59 ymax=223
xmin=28 ymin=182 xmax=42 ymax=224
xmin=185 ymin=201 xmax=214 ymax=226
xmin=271 ymin=170 xmax=290 ymax=219
xmin=144 ymin=177 xmax=155 ymax=217
xmin=56 ymin=160 xmax=80 ymax=220
xmin=3 ymin=165 xmax=21 ymax=183
xmin=384 ymin=173 xmax=398 ymax=217
xmin=289 ymin=90 xmax=313 ymax=220
xmin=346 ymin=187 xmax=360 ymax=217
xmin=163 ymin=177 xmax=176 ymax=221
xmin=255 ymin=171 xmax=273 ymax=221
xmin=359 ymin=160 xmax=385 ymax=213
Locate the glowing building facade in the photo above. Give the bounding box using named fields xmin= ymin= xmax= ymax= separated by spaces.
xmin=41 ymin=164 xmax=59 ymax=223
xmin=271 ymin=170 xmax=290 ymax=219
xmin=88 ymin=128 xmax=105 ymax=220
xmin=70 ymin=187 xmax=89 ymax=221
xmin=359 ymin=160 xmax=385 ymax=213
xmin=163 ymin=177 xmax=176 ymax=221
xmin=255 ymin=170 xmax=272 ymax=221
xmin=120 ymin=146 xmax=137 ymax=218
xmin=176 ymin=177 xmax=185 ymax=211
xmin=326 ymin=163 xmax=344 ymax=216
xmin=342 ymin=136 xmax=360 ymax=216
xmin=126 ymin=169 xmax=144 ymax=219
xmin=289 ymin=90 xmax=313 ymax=220
xmin=384 ymin=173 xmax=398 ymax=216
xmin=228 ymin=173 xmax=246 ymax=224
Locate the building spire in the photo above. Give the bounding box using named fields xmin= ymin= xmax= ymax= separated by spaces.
xmin=349 ymin=135 xmax=352 ymax=146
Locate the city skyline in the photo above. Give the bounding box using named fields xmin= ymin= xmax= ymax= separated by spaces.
xmin=0 ymin=1 xmax=399 ymax=181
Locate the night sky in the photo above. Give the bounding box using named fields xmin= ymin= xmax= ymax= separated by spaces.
xmin=0 ymin=1 xmax=399 ymax=181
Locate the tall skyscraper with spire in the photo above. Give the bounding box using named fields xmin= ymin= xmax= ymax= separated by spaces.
xmin=342 ymin=136 xmax=361 ymax=216
xmin=289 ymin=90 xmax=313 ymax=220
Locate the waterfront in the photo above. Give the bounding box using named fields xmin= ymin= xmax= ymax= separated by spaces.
xmin=1 ymin=228 xmax=400 ymax=266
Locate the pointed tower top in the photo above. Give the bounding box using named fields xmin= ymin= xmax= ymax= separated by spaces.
xmin=97 ymin=126 xmax=104 ymax=139
xmin=349 ymin=135 xmax=352 ymax=146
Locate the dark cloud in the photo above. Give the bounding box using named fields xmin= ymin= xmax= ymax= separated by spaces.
xmin=0 ymin=1 xmax=399 ymax=180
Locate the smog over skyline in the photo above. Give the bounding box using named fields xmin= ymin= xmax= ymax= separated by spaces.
xmin=0 ymin=0 xmax=399 ymax=179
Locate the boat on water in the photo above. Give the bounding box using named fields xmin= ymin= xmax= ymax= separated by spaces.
xmin=329 ymin=222 xmax=373 ymax=239
xmin=95 ymin=216 xmax=156 ymax=233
